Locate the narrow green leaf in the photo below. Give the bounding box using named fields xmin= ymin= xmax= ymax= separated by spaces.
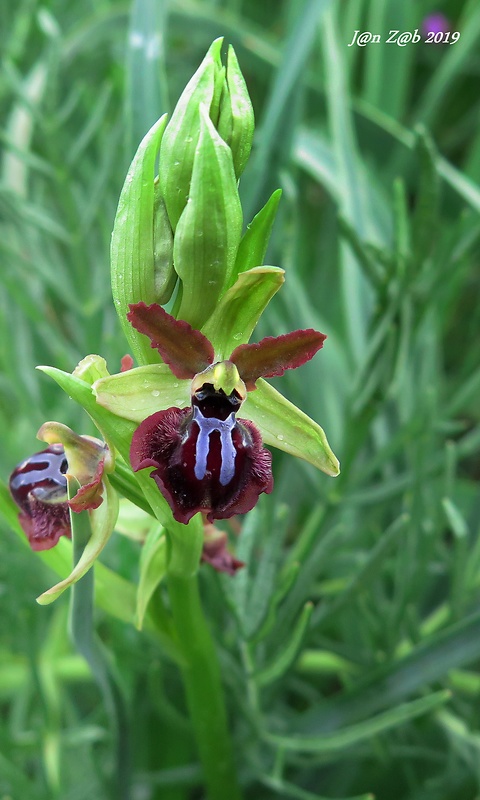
xmin=387 ymin=297 xmax=412 ymax=400
xmin=255 ymin=602 xmax=313 ymax=687
xmin=362 ymin=0 xmax=415 ymax=120
xmin=243 ymin=378 xmax=340 ymax=476
xmin=442 ymin=498 xmax=469 ymax=540
xmin=297 ymin=649 xmax=357 ymax=677
xmin=242 ymin=0 xmax=334 ymax=220
xmin=233 ymin=189 xmax=282 ymax=281
xmin=411 ymin=128 xmax=440 ymax=266
xmin=354 ymin=99 xmax=480 ymax=214
xmin=243 ymin=503 xmax=289 ymax=639
xmin=264 ymin=691 xmax=450 ymax=753
xmin=126 ymin=0 xmax=169 ymax=154
xmin=261 ymin=775 xmax=373 ymax=800
xmin=67 ymin=477 xmax=131 ymax=799
xmin=314 ymin=514 xmax=410 ymax=626
xmin=322 ymin=6 xmax=371 ymax=363
xmin=202 ymin=266 xmax=285 ymax=359
xmin=111 ymin=113 xmax=168 ymax=366
xmin=446 ymin=365 xmax=480 ymax=417
xmin=392 ymin=177 xmax=410 ymax=280
xmin=2 ymin=61 xmax=48 ymax=198
xmin=301 ymin=610 xmax=480 ymax=735
xmin=227 ymin=506 xmax=262 ymax=628
xmin=293 ymin=128 xmax=338 ymax=201
xmin=338 ymin=215 xmax=386 ymax=290
xmin=174 ymin=107 xmax=242 ymax=328
xmin=136 ymin=526 xmax=167 ymax=629
xmin=249 ymin=561 xmax=300 ymax=645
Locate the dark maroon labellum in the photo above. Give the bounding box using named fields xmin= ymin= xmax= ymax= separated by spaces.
xmin=131 ymin=384 xmax=273 ymax=524
xmin=9 ymin=445 xmax=71 ymax=550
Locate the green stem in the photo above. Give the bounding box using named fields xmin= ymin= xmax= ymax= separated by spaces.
xmin=68 ymin=478 xmax=131 ymax=800
xmin=167 ymin=571 xmax=243 ymax=800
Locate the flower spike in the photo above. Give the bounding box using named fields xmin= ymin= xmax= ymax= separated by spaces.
xmin=230 ymin=329 xmax=327 ymax=390
xmin=127 ymin=302 xmax=215 ymax=379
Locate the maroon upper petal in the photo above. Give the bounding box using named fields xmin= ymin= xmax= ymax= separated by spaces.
xmin=9 ymin=445 xmax=71 ymax=550
xmin=230 ymin=329 xmax=326 ymax=390
xmin=128 ymin=302 xmax=215 ymax=379
xmin=130 ymin=390 xmax=273 ymax=524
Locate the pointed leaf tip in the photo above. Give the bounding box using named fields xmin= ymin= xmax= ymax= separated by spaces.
xmin=231 ymin=329 xmax=327 ymax=390
xmin=127 ymin=302 xmax=215 ymax=379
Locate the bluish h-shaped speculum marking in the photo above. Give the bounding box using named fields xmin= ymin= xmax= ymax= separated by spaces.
xmin=193 ymin=406 xmax=237 ymax=486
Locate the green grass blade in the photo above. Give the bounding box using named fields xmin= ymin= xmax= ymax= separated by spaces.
xmin=126 ymin=0 xmax=169 ymax=156
xmin=241 ymin=0 xmax=334 ymax=220
xmin=264 ymin=691 xmax=450 ymax=753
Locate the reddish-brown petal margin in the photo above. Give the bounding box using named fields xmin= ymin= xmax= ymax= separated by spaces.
xmin=68 ymin=461 xmax=105 ymax=512
xmin=230 ymin=329 xmax=327 ymax=390
xmin=127 ymin=302 xmax=214 ymax=379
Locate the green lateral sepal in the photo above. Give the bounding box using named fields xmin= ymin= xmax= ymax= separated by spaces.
xmin=243 ymin=378 xmax=340 ymax=476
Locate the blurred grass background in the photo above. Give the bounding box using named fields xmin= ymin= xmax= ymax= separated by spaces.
xmin=1 ymin=0 xmax=480 ymax=798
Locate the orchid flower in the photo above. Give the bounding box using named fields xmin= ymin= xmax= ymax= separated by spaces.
xmin=93 ymin=301 xmax=338 ymax=525
xmin=9 ymin=428 xmax=110 ymax=551
xmin=9 ymin=444 xmax=71 ymax=551
xmin=9 ymin=423 xmax=118 ymax=603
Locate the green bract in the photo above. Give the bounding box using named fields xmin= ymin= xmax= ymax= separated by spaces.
xmin=173 ymin=106 xmax=243 ymax=328
xmin=158 ymin=38 xmax=225 ymax=231
xmin=111 ymin=114 xmax=169 ymax=366
xmin=157 ymin=37 xmax=254 ymax=231
xmin=217 ymin=45 xmax=255 ymax=179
